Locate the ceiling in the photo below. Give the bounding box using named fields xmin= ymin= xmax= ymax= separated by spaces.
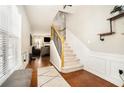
xmin=24 ymin=6 xmax=61 ymax=34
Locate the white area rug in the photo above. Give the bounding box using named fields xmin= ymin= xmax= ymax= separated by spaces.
xmin=38 ymin=66 xmax=70 ymax=87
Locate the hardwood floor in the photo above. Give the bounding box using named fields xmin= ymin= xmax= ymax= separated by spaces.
xmin=61 ymin=70 xmax=116 ymax=87
xmin=26 ymin=57 xmax=116 ymax=87
xmin=26 ymin=57 xmax=52 ymax=87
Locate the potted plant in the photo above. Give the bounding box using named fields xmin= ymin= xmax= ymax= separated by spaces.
xmin=110 ymin=5 xmax=124 ymax=15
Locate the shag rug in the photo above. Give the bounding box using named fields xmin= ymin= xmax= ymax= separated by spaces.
xmin=37 ymin=66 xmax=70 ymax=87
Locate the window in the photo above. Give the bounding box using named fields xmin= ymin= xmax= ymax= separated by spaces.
xmin=0 ymin=6 xmax=19 ymax=79
xmin=0 ymin=31 xmax=8 ymax=78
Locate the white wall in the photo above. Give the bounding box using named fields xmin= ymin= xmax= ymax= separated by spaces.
xmin=17 ymin=6 xmax=32 ymax=68
xmin=18 ymin=6 xmax=31 ymax=53
xmin=50 ymin=41 xmax=61 ymax=71
xmin=67 ymin=5 xmax=124 ymax=55
xmin=32 ymin=30 xmax=50 ymax=36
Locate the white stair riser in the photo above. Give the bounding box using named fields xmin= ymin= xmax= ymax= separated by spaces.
xmin=64 ymin=58 xmax=77 ymax=61
xmin=64 ymin=42 xmax=69 ymax=45
xmin=63 ymin=64 xmax=83 ymax=69
xmin=62 ymin=66 xmax=83 ymax=73
xmin=64 ymin=47 xmax=71 ymax=49
xmin=64 ymin=56 xmax=78 ymax=59
xmin=64 ymin=56 xmax=77 ymax=59
xmin=64 ymin=50 xmax=74 ymax=53
xmin=64 ymin=54 xmax=76 ymax=57
xmin=64 ymin=62 xmax=80 ymax=66
xmin=64 ymin=59 xmax=80 ymax=62
xmin=64 ymin=52 xmax=76 ymax=55
xmin=64 ymin=50 xmax=73 ymax=52
xmin=64 ymin=47 xmax=72 ymax=50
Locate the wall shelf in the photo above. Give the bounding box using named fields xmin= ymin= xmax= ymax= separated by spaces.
xmin=107 ymin=12 xmax=124 ymax=21
xmin=98 ymin=32 xmax=115 ymax=41
xmin=98 ymin=12 xmax=124 ymax=41
xmin=98 ymin=32 xmax=115 ymax=36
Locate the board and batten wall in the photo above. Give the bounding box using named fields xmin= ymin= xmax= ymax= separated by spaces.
xmin=66 ymin=5 xmax=124 ymax=86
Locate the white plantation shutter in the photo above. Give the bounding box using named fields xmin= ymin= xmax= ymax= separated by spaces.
xmin=0 ymin=6 xmax=9 ymax=78
xmin=0 ymin=31 xmax=8 ymax=78
xmin=8 ymin=36 xmax=18 ymax=70
xmin=0 ymin=6 xmax=19 ymax=79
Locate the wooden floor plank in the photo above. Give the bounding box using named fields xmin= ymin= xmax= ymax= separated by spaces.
xmin=26 ymin=56 xmax=116 ymax=87
xmin=26 ymin=57 xmax=52 ymax=87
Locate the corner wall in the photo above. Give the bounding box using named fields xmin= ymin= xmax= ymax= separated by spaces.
xmin=18 ymin=6 xmax=32 ymax=68
xmin=67 ymin=30 xmax=124 ymax=86
xmin=66 ymin=5 xmax=124 ymax=55
xmin=66 ymin=6 xmax=124 ymax=86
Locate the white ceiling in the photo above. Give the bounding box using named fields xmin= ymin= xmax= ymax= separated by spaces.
xmin=24 ymin=6 xmax=61 ymax=34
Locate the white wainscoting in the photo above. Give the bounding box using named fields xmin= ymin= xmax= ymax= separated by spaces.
xmin=66 ymin=30 xmax=124 ymax=86
xmin=50 ymin=41 xmax=61 ymax=71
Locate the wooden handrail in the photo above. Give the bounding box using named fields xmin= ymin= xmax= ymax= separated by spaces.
xmin=51 ymin=25 xmax=64 ymax=68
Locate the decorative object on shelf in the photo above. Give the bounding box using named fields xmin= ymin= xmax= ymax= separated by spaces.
xmin=98 ymin=6 xmax=124 ymax=41
xmin=110 ymin=5 xmax=124 ymax=14
xmin=63 ymin=5 xmax=72 ymax=9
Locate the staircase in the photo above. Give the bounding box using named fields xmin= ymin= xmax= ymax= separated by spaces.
xmin=51 ymin=26 xmax=83 ymax=73
xmin=61 ymin=42 xmax=83 ymax=73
